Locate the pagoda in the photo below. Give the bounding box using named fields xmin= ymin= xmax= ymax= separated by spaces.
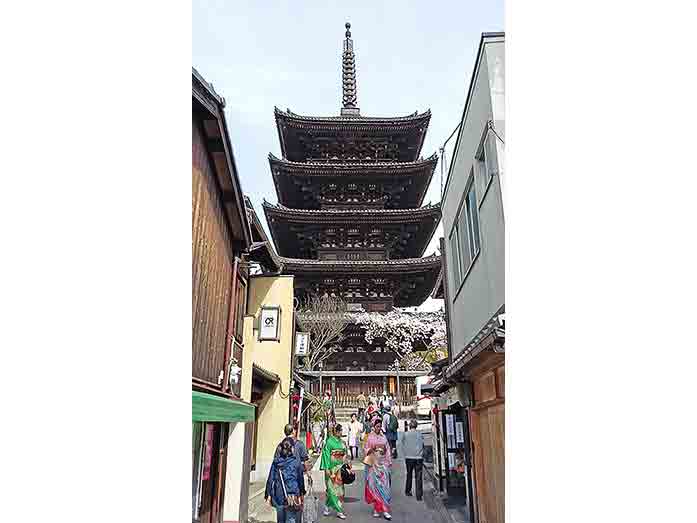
xmin=265 ymin=23 xmax=442 ymax=405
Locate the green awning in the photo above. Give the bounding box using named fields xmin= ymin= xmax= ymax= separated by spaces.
xmin=192 ymin=391 xmax=255 ymax=422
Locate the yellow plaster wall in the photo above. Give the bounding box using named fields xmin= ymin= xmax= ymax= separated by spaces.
xmin=241 ymin=275 xmax=295 ymax=481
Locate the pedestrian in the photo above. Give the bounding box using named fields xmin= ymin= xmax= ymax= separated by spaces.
xmin=275 ymin=424 xmax=310 ymax=472
xmin=320 ymin=424 xmax=348 ymax=519
xmin=382 ymin=405 xmax=399 ymax=459
xmin=356 ymin=391 xmax=367 ymax=420
xmin=347 ymin=413 xmax=363 ymax=461
xmin=363 ymin=418 xmax=393 ymax=520
xmin=265 ymin=438 xmax=306 ymax=523
xmin=398 ymin=420 xmax=425 ymax=501
xmin=365 ymin=400 xmax=376 ymax=422
xmin=381 ymin=393 xmax=391 ymax=411
xmin=311 ymin=410 xmax=324 ymax=454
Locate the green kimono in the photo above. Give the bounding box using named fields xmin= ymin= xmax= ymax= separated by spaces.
xmin=320 ymin=435 xmax=346 ymax=512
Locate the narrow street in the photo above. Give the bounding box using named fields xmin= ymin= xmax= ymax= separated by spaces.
xmin=250 ymin=452 xmax=441 ymax=523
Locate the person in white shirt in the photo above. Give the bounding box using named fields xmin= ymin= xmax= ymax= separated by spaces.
xmin=347 ymin=413 xmax=363 ymax=460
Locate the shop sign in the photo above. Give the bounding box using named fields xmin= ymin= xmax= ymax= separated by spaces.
xmin=259 ymin=306 xmax=281 ymax=341
xmin=295 ymin=332 xmax=310 ymax=356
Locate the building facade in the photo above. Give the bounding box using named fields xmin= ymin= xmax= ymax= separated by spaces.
xmin=438 ymin=33 xmax=505 ymax=523
xmin=192 ymin=69 xmax=256 ymax=523
xmin=264 ymin=23 xmax=442 ymax=406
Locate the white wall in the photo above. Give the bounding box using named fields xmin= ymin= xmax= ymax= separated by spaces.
xmin=442 ymin=36 xmax=505 ymax=358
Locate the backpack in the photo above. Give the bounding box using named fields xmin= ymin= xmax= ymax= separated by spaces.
xmin=388 ymin=413 xmax=399 ymax=432
xmin=278 ymin=468 xmax=302 ymax=511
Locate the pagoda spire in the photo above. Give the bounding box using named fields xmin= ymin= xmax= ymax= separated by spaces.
xmin=341 ymin=22 xmax=360 ymax=117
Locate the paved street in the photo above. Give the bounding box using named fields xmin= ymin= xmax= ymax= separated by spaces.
xmin=313 ymin=456 xmax=440 ymax=523
xmin=249 ymin=453 xmax=441 ymax=523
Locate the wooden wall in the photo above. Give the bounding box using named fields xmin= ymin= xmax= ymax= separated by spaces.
xmin=192 ymin=119 xmax=235 ymax=385
xmin=469 ymin=362 xmax=505 ymax=523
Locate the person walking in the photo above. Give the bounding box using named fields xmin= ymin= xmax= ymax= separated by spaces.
xmin=365 ymin=401 xmax=377 ymax=422
xmin=320 ymin=424 xmax=348 ymax=519
xmin=382 ymin=405 xmax=399 ymax=459
xmin=356 ymin=392 xmax=367 ymax=420
xmin=311 ymin=410 xmax=325 ymax=454
xmin=363 ymin=418 xmax=393 ymax=520
xmin=275 ymin=424 xmax=310 ymax=472
xmin=347 ymin=413 xmax=363 ymax=461
xmin=265 ymin=438 xmax=306 ymax=523
xmin=398 ymin=420 xmax=425 ymax=501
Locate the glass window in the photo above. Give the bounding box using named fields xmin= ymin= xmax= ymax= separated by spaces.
xmin=466 ymin=183 xmax=481 ymax=258
xmin=457 ymin=199 xmax=471 ymax=267
xmin=448 ymin=228 xmax=461 ymax=291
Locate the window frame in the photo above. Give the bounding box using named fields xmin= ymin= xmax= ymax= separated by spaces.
xmin=452 ymin=172 xmax=482 ymax=300
xmin=448 ymin=224 xmax=462 ymax=292
xmin=474 ymin=123 xmax=498 ymax=209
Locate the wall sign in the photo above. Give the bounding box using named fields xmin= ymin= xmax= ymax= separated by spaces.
xmin=455 ymin=422 xmax=465 ymax=444
xmin=259 ymin=306 xmax=281 ymax=341
xmin=295 ymin=332 xmax=310 ymax=356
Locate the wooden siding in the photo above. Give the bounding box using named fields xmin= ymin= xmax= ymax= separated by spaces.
xmin=193 ymin=119 xmax=235 ymax=385
xmin=470 ymin=363 xmax=505 ymax=523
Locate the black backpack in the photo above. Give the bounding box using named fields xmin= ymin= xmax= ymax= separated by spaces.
xmin=388 ymin=413 xmax=399 ymax=432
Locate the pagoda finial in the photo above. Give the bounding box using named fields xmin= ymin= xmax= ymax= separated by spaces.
xmin=341 ymin=21 xmax=360 ymax=117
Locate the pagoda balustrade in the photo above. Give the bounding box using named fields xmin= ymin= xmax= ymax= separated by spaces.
xmin=307 ymin=376 xmax=418 ymax=409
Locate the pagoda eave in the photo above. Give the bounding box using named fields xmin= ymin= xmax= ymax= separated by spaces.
xmin=274 ymin=107 xmax=431 ymax=163
xmin=268 ymin=153 xmax=437 ymax=210
xmin=264 ymin=202 xmax=441 ymax=260
xmin=262 ymin=201 xmax=440 ymax=223
xmin=274 ymin=107 xmax=431 ymax=127
xmin=268 ymin=152 xmax=437 ymax=176
xmin=280 ymin=255 xmax=441 ymax=307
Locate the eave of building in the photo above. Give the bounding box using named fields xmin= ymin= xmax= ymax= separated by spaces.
xmin=263 ymin=201 xmax=440 ymax=223
xmin=192 ymin=68 xmax=252 ymax=250
xmin=297 ymin=369 xmax=429 ymax=378
xmin=278 ymin=254 xmax=441 ymax=273
xmin=268 ymin=152 xmax=438 ymax=176
xmin=268 ymin=153 xmax=437 ymax=209
xmin=263 ymin=202 xmax=441 ymax=259
xmin=243 ymin=195 xmax=282 ymax=272
xmin=274 ymin=107 xmax=431 ymax=161
xmin=280 ymin=255 xmax=441 ymax=307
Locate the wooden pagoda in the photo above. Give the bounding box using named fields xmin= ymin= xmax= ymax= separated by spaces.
xmin=266 ymin=23 xmax=442 ymax=405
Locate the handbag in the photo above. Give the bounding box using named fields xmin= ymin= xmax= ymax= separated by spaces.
xmin=340 ymin=463 xmax=355 ymax=485
xmin=278 ymin=469 xmax=302 ymax=512
xmin=302 ymin=472 xmax=319 ymax=523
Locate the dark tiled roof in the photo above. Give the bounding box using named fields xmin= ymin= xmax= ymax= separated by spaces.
xmin=279 ymin=254 xmax=441 ymax=272
xmin=268 ymin=152 xmax=438 ymax=175
xmin=263 ymin=201 xmax=440 ymax=220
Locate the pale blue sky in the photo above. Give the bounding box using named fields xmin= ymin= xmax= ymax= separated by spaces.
xmin=193 ymin=0 xmax=503 ymax=262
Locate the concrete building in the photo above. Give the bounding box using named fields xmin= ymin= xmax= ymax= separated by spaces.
xmin=437 ymin=33 xmax=505 ymax=523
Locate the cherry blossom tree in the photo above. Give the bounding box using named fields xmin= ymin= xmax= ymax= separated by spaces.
xmin=350 ymin=308 xmax=447 ymax=371
xmin=295 ymin=294 xmax=351 ymax=371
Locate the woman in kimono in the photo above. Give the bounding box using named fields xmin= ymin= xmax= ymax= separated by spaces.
xmin=363 ymin=418 xmax=393 ymax=520
xmin=320 ymin=424 xmax=348 ymax=519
